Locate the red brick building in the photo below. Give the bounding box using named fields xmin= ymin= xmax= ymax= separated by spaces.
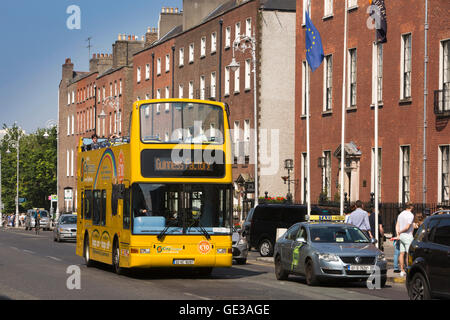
xmin=294 ymin=0 xmax=450 ymax=206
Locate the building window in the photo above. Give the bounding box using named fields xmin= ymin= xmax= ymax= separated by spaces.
xmin=156 ymin=89 xmax=161 ymax=113
xmin=225 ymin=27 xmax=231 ymax=48
xmin=348 ymin=48 xmax=357 ymax=107
xmin=72 ymin=91 xmax=75 ymax=104
xmin=245 ymin=18 xmax=252 ymax=37
xmin=401 ymin=33 xmax=412 ymax=99
xmin=400 ymin=146 xmax=410 ymax=204
xmin=201 ymin=37 xmax=206 ymax=57
xmin=245 ymin=59 xmax=251 ymax=91
xmin=165 ymin=54 xmax=170 ymax=72
xmin=179 ymin=84 xmax=184 ymax=99
xmin=119 ymin=79 xmax=123 ymax=95
xmin=179 ymin=47 xmax=185 ymax=67
xmin=302 ymin=61 xmax=310 ymax=116
xmin=211 ymin=32 xmax=217 ymax=53
xmin=189 ymin=81 xmax=194 ymax=99
xmin=371 ymin=148 xmax=382 ymax=201
xmin=234 ymin=66 xmax=240 ymax=93
xmin=440 ymin=40 xmax=450 ymax=111
xmin=67 ymin=93 xmax=70 ymax=105
xmin=302 ymin=0 xmax=311 ymax=25
xmin=71 ymin=115 xmax=74 ymax=135
xmin=235 ymin=22 xmax=241 ymax=40
xmin=324 ymin=0 xmax=333 ymax=17
xmin=372 ymin=43 xmax=383 ymax=104
xmin=66 ymin=150 xmax=70 ymax=177
xmin=348 ymin=0 xmax=358 ymax=8
xmin=233 ymin=121 xmax=240 ymax=163
xmin=71 ymin=149 xmax=74 ymax=177
xmin=146 ymin=64 xmax=150 ymax=80
xmin=225 ymin=67 xmax=230 ymax=96
xmin=165 ymin=86 xmax=170 ymax=112
xmin=324 ymin=55 xmax=333 ymax=111
xmin=157 ymin=58 xmax=161 ymax=75
xmin=211 ymin=72 xmax=216 ymax=98
xmin=439 ymin=146 xmax=450 ymax=204
xmin=200 ymin=76 xmax=205 ymax=100
xmin=244 ymin=120 xmax=250 ymax=160
xmin=189 ymin=43 xmax=195 ymax=63
xmin=322 ymin=151 xmax=332 ymax=200
xmin=137 ymin=67 xmax=141 ymax=83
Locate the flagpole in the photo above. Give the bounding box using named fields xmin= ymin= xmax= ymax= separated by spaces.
xmin=340 ymin=0 xmax=348 ymax=216
xmin=306 ymin=60 xmax=311 ymax=217
xmin=375 ymin=42 xmax=379 ymax=245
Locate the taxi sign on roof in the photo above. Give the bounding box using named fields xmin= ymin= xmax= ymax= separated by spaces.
xmin=309 ymin=215 xmax=346 ymax=222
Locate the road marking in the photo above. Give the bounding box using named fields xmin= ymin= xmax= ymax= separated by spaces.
xmin=47 ymin=256 xmax=62 ymax=262
xmin=23 ymin=250 xmax=35 ymax=254
xmin=184 ymin=292 xmax=212 ymax=300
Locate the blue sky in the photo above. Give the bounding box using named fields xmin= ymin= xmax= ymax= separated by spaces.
xmin=0 ymin=0 xmax=182 ymax=134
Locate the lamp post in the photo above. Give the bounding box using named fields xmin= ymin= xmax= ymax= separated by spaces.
xmin=283 ymin=159 xmax=294 ymax=203
xmin=99 ymin=96 xmax=121 ymax=137
xmin=6 ymin=124 xmax=21 ymax=228
xmin=44 ymin=119 xmax=58 ymax=224
xmin=227 ymin=33 xmax=259 ymax=207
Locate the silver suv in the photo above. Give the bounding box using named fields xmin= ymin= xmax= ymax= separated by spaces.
xmin=25 ymin=209 xmax=51 ymax=231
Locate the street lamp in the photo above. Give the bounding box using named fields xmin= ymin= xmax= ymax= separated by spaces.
xmin=6 ymin=124 xmax=22 ymax=228
xmin=283 ymin=159 xmax=294 ymax=203
xmin=44 ymin=119 xmax=58 ymax=223
xmin=227 ymin=33 xmax=259 ymax=207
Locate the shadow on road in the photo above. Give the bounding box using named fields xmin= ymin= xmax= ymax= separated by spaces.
xmin=0 ymin=295 xmax=12 ymax=300
xmin=86 ymin=261 xmax=266 ymax=280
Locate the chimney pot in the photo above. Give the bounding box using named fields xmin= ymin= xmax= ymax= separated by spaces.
xmin=128 ymin=35 xmax=131 ymax=40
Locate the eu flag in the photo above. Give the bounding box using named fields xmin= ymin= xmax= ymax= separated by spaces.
xmin=305 ymin=11 xmax=324 ymax=72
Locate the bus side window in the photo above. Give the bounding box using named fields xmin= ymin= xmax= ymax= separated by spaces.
xmin=123 ymin=188 xmax=130 ymax=230
xmin=85 ymin=190 xmax=93 ymax=220
xmin=93 ymin=190 xmax=101 ymax=225
xmin=81 ymin=192 xmax=84 ymax=220
xmin=101 ymin=190 xmax=107 ymax=226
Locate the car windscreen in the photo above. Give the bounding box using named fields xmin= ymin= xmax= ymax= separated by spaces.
xmin=60 ymin=216 xmax=77 ymax=225
xmin=310 ymin=226 xmax=370 ymax=243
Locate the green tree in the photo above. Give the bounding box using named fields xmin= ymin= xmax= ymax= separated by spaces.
xmin=0 ymin=124 xmax=57 ymax=213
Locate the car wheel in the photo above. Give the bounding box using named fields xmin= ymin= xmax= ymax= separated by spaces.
xmin=258 ymin=239 xmax=274 ymax=257
xmin=274 ymin=255 xmax=289 ymax=280
xmin=409 ymin=272 xmax=431 ymax=300
xmin=84 ymin=236 xmax=93 ymax=268
xmin=305 ymin=259 xmax=320 ymax=286
xmin=112 ymin=241 xmax=123 ymax=275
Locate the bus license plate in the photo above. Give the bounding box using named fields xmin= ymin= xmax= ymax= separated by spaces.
xmin=173 ymin=259 xmax=195 ymax=265
xmin=348 ymin=265 xmax=373 ymax=272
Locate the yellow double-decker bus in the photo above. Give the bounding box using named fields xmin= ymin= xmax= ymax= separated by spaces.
xmin=75 ymin=99 xmax=233 ymax=275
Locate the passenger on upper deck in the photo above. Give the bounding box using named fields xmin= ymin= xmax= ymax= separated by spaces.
xmin=91 ymin=134 xmax=99 ymax=150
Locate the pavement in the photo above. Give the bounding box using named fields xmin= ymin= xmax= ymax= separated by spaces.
xmin=255 ymin=234 xmax=406 ymax=285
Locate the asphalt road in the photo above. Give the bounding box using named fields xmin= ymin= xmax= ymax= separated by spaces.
xmin=0 ymin=227 xmax=409 ymax=300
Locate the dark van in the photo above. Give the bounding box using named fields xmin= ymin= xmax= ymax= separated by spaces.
xmin=243 ymin=205 xmax=301 ymax=257
xmin=244 ymin=204 xmax=338 ymax=257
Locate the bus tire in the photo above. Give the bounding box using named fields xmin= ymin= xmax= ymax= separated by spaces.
xmin=112 ymin=239 xmax=123 ymax=275
xmin=84 ymin=235 xmax=93 ymax=268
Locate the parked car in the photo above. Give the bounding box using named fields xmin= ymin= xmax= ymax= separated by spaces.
xmin=406 ymin=211 xmax=450 ymax=300
xmin=244 ymin=204 xmax=335 ymax=257
xmin=232 ymin=226 xmax=248 ymax=265
xmin=53 ymin=214 xmax=78 ymax=242
xmin=25 ymin=209 xmax=51 ymax=231
xmin=274 ymin=221 xmax=387 ymax=286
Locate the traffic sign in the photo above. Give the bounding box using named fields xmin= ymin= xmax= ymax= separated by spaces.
xmin=19 ymin=198 xmax=26 ymax=203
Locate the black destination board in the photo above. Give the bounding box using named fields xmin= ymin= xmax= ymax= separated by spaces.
xmin=141 ymin=149 xmax=226 ymax=178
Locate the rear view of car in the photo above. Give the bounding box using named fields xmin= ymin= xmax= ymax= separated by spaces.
xmin=53 ymin=214 xmax=77 ymax=242
xmin=406 ymin=212 xmax=450 ymax=300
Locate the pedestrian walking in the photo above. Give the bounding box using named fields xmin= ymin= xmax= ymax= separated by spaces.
xmin=346 ymin=200 xmax=373 ymax=239
xmin=391 ymin=210 xmax=401 ymax=273
xmin=396 ymin=203 xmax=415 ymax=277
xmin=35 ymin=209 xmax=41 ymax=235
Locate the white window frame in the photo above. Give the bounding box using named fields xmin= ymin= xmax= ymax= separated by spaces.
xmin=438 ymin=145 xmax=450 ymax=203
xmin=201 ymin=37 xmax=206 ymax=58
xmin=324 ymin=0 xmax=333 ymax=17
xmin=399 ymin=145 xmax=411 ymax=204
xmin=156 ymin=89 xmax=161 ymax=113
xmin=245 ymin=59 xmax=251 ymax=91
xmin=347 ymin=48 xmax=357 ymax=108
xmin=165 ymin=86 xmax=170 ymax=112
xmin=179 ymin=84 xmax=184 ymax=99
xmin=234 ymin=66 xmax=240 ymax=94
xmin=348 ymin=0 xmax=358 ymax=9
xmin=400 ymin=33 xmax=412 ymax=100
xmin=137 ymin=67 xmax=141 ymax=83
xmin=211 ymin=32 xmax=217 ymax=53
xmin=245 ymin=18 xmax=252 ymax=37
xmin=211 ymin=72 xmax=216 ymax=98
xmin=225 ymin=67 xmax=230 ymax=96
xmin=372 ymin=43 xmax=383 ymax=105
xmin=323 ymin=54 xmax=333 ymax=112
xmin=439 ymin=39 xmax=450 ymax=112
xmin=322 ymin=151 xmax=332 ymax=200
xmin=200 ymin=75 xmax=205 ymax=100
xmin=165 ymin=54 xmax=170 ymax=73
xmin=71 ymin=115 xmax=74 ymax=135
xmin=235 ymin=22 xmax=241 ymax=41
xmin=145 ymin=64 xmax=150 ymax=80
xmin=157 ymin=58 xmax=161 ymax=75
xmin=189 ymin=43 xmax=195 ymax=63
xmin=302 ymin=0 xmax=311 ymax=25
xmin=179 ymin=47 xmax=185 ymax=67
xmin=66 ymin=150 xmax=70 ymax=177
xmin=225 ymin=27 xmax=231 ymax=48
xmin=189 ymin=81 xmax=194 ymax=99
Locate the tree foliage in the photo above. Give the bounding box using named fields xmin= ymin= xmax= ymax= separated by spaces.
xmin=0 ymin=124 xmax=57 ymax=213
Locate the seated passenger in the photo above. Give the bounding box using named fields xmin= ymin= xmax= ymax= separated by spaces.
xmin=91 ymin=134 xmax=99 ymax=150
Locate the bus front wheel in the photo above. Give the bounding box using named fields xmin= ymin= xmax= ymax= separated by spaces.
xmin=84 ymin=235 xmax=93 ymax=268
xmin=112 ymin=240 xmax=123 ymax=275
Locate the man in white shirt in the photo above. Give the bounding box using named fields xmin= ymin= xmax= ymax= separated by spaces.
xmin=396 ymin=203 xmax=415 ymax=277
